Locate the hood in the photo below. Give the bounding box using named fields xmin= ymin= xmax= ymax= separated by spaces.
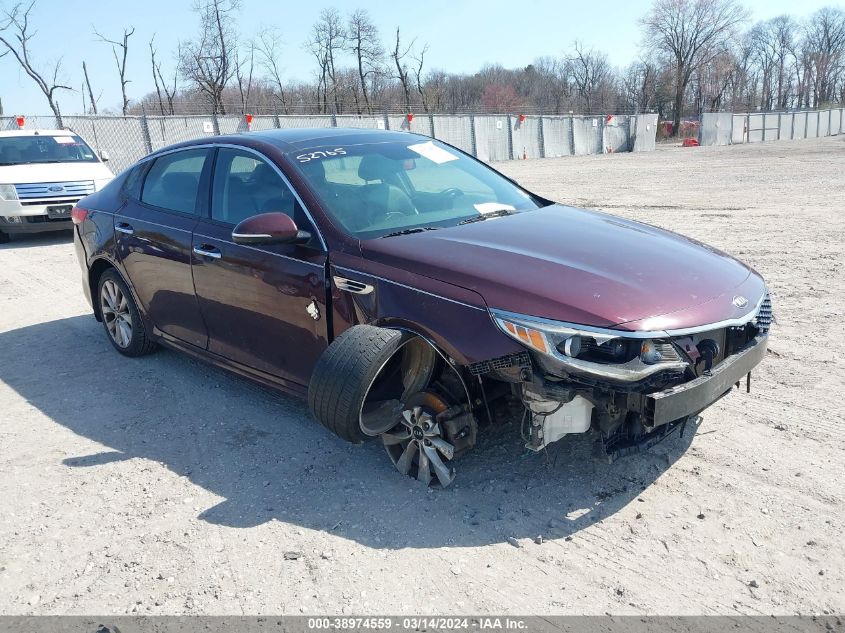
xmin=0 ymin=161 xmax=113 ymax=184
xmin=362 ymin=205 xmax=765 ymax=331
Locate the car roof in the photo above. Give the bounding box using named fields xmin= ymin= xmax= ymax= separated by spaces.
xmin=0 ymin=129 xmax=74 ymax=137
xmin=211 ymin=127 xmax=430 ymax=153
xmin=252 ymin=127 xmax=419 ymax=146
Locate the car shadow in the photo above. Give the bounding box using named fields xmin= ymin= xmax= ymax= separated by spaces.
xmin=0 ymin=314 xmax=697 ymax=549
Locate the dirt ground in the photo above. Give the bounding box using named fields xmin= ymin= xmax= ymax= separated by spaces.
xmin=1 ymin=137 xmax=843 ymax=616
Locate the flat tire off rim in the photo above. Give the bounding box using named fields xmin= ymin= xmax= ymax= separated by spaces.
xmin=101 ymin=279 xmax=132 ymax=348
xmin=358 ymin=337 xmax=437 ymax=437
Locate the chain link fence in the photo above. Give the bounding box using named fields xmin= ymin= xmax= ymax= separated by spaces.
xmin=699 ymin=108 xmax=845 ymax=146
xmin=1 ymin=113 xmax=658 ymax=174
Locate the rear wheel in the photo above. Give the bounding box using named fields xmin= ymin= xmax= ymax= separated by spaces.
xmin=97 ymin=269 xmax=157 ymax=357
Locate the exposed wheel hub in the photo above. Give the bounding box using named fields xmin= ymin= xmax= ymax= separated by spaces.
xmin=382 ymin=392 xmax=458 ymax=488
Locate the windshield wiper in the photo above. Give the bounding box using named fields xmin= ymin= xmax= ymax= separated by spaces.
xmin=458 ymin=208 xmax=516 ymax=225
xmin=380 ymin=226 xmax=440 ymax=238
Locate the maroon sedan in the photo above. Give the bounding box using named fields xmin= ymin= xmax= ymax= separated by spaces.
xmin=72 ymin=128 xmax=772 ymax=487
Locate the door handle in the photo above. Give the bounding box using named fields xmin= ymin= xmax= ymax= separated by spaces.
xmin=115 ymin=222 xmax=134 ymax=235
xmin=193 ymin=245 xmax=222 ymax=260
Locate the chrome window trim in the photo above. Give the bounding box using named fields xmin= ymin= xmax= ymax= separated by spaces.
xmin=137 ymin=142 xmax=328 ymax=252
xmin=333 ymin=266 xmax=486 ymax=311
xmin=490 ymin=292 xmax=768 ymax=340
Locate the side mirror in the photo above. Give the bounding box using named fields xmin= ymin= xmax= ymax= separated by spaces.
xmin=232 ymin=212 xmax=311 ymax=246
xmin=99 ymin=150 xmax=110 ymax=162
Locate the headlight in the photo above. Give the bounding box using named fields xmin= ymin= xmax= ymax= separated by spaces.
xmin=0 ymin=184 xmax=18 ymax=201
xmin=491 ymin=309 xmax=688 ymax=382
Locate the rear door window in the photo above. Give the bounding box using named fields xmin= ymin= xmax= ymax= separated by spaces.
xmin=141 ymin=149 xmax=210 ymax=214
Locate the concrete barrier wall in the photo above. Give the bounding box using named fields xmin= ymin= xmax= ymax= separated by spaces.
xmin=2 ymin=112 xmax=660 ymax=173
xmin=701 ymin=109 xmax=845 ymax=146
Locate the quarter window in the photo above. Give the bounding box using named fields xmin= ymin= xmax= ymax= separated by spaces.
xmin=140 ymin=149 xmax=209 ymax=214
xmin=122 ymin=163 xmax=148 ymax=200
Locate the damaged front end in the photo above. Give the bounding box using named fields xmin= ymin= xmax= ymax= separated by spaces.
xmin=480 ymin=293 xmax=773 ymax=458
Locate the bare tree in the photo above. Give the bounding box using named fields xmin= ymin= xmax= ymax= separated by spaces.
xmin=526 ymin=57 xmax=572 ymax=114
xmin=93 ymin=25 xmax=135 ymax=115
xmin=347 ymin=9 xmax=383 ymax=114
xmin=641 ymin=0 xmax=748 ymax=134
xmin=803 ymin=8 xmax=845 ymax=107
xmin=412 ymin=43 xmax=430 ymax=113
xmin=0 ymin=1 xmax=72 ymax=125
xmin=149 ymin=37 xmax=166 ymax=115
xmin=421 ymin=69 xmax=449 ymax=113
xmin=306 ymin=8 xmax=346 ymax=114
xmin=480 ymin=83 xmax=522 ymax=112
xmin=691 ymin=49 xmax=738 ymax=111
xmin=622 ymin=59 xmax=657 ymax=113
xmin=179 ymin=0 xmax=240 ymax=114
xmin=82 ymin=60 xmax=98 ymax=114
xmin=234 ymin=43 xmax=255 ymax=115
xmin=255 ymin=27 xmax=289 ymax=114
xmin=770 ymin=16 xmax=797 ymax=108
xmin=570 ymin=41 xmax=611 ymax=112
xmin=748 ymin=22 xmax=777 ymax=109
xmin=391 ymin=27 xmax=415 ymax=113
xmin=150 ymin=36 xmax=178 ymax=115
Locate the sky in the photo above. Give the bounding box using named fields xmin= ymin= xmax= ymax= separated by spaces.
xmin=1 ymin=0 xmax=840 ymax=115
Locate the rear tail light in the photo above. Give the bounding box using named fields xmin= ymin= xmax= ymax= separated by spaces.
xmin=71 ymin=206 xmax=88 ymax=225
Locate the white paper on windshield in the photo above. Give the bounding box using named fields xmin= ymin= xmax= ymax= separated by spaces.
xmin=407 ymin=141 xmax=459 ymax=164
xmin=474 ymin=202 xmax=516 ymax=214
xmin=53 ymin=136 xmax=76 ymax=144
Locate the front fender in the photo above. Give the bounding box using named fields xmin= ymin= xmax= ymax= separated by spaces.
xmin=329 ymin=257 xmax=523 ymax=367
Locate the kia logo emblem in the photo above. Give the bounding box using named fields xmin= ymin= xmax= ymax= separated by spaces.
xmin=732 ymin=295 xmax=748 ymax=308
xmin=48 ymin=185 xmax=64 ymax=192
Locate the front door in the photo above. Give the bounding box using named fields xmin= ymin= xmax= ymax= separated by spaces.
xmin=115 ymin=148 xmax=212 ymax=348
xmin=191 ymin=147 xmax=329 ymax=387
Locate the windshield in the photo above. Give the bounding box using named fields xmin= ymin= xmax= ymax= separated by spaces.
xmin=0 ymin=134 xmax=99 ymax=165
xmin=287 ymin=139 xmax=546 ymax=239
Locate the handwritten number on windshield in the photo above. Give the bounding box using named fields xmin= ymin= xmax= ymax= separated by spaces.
xmin=296 ymin=148 xmax=347 ymax=163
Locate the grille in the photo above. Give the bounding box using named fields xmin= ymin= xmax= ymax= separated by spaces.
xmin=755 ymin=293 xmax=773 ymax=334
xmin=14 ymin=180 xmax=95 ymax=201
xmin=468 ymin=351 xmax=531 ymax=376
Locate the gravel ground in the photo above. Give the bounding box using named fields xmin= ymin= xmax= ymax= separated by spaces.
xmin=0 ymin=137 xmax=843 ymax=616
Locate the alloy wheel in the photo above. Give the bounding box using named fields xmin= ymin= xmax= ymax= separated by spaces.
xmin=382 ymin=405 xmax=456 ymax=487
xmin=100 ymin=279 xmax=133 ymax=349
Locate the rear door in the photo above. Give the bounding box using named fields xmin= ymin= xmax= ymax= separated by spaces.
xmin=114 ymin=148 xmax=212 ymax=348
xmin=191 ymin=147 xmax=329 ymax=387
